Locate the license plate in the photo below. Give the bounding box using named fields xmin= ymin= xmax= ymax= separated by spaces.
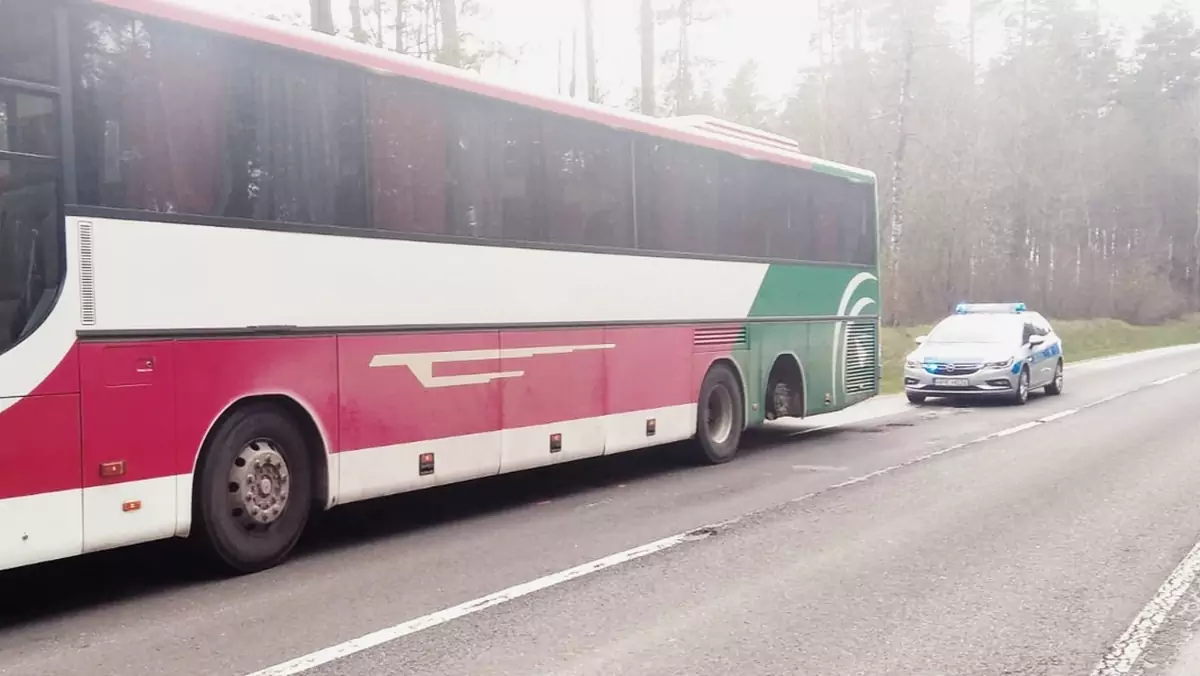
xmin=934 ymin=378 xmax=969 ymax=387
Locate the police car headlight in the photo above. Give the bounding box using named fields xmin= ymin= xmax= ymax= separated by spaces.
xmin=905 ymin=358 xmax=920 ymax=369
xmin=985 ymin=358 xmax=1013 ymax=369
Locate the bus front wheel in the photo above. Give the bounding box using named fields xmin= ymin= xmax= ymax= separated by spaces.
xmin=693 ymin=363 xmax=744 ymax=465
xmin=194 ymin=404 xmax=314 ymax=574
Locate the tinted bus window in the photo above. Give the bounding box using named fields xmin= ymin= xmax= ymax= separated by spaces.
xmin=72 ymin=12 xmax=367 ymax=228
xmin=0 ymin=0 xmax=57 ymax=85
xmin=541 ymin=117 xmax=634 ymax=248
xmin=366 ymin=79 xmax=450 ymax=236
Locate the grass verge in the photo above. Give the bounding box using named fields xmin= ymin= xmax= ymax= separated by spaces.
xmin=879 ymin=314 xmax=1200 ymax=394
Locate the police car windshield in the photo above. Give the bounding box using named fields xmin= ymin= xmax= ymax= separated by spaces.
xmin=927 ymin=314 xmax=1021 ymax=344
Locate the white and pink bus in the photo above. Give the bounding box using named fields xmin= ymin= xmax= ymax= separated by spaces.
xmin=0 ymin=0 xmax=880 ymax=573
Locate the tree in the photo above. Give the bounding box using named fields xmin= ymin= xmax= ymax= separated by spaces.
xmin=309 ymin=0 xmax=334 ymax=34
xmin=640 ymin=0 xmax=656 ymax=115
xmin=721 ymin=60 xmax=766 ymax=127
xmin=582 ymin=0 xmax=599 ymax=103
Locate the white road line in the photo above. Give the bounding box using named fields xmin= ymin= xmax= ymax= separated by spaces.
xmin=1039 ymin=409 xmax=1079 ymax=423
xmin=244 ymin=369 xmax=1196 ymax=676
xmin=1153 ymin=372 xmax=1189 ymax=386
xmin=993 ymin=421 xmax=1040 ymax=438
xmin=245 ymin=532 xmax=694 ymax=676
xmin=1089 ymin=537 xmax=1200 ymax=676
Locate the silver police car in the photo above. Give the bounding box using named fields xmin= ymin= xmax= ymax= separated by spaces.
xmin=903 ymin=303 xmax=1065 ymax=405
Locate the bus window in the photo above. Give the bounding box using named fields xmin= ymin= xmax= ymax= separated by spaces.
xmin=366 ymin=80 xmax=449 ymax=236
xmin=540 ymin=117 xmax=634 ymax=249
xmin=0 ymin=0 xmax=57 ymax=85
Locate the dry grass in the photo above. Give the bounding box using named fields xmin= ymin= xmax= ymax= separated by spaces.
xmin=878 ymin=314 xmax=1200 ymax=394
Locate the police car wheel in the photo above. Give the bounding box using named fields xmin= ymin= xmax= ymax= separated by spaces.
xmin=1012 ymin=368 xmax=1030 ymax=405
xmin=1045 ymin=360 xmax=1063 ymax=396
xmin=906 ymin=392 xmax=926 ymax=404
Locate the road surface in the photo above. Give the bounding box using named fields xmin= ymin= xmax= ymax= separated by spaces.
xmin=5 ymin=345 xmax=1200 ymax=676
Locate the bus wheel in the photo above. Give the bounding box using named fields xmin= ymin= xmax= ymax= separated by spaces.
xmin=693 ymin=363 xmax=744 ymax=465
xmin=195 ymin=404 xmax=313 ymax=574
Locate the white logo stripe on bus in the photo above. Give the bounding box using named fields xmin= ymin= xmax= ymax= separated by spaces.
xmin=369 ymin=344 xmax=616 ymax=389
xmin=831 ymin=272 xmax=879 ymax=404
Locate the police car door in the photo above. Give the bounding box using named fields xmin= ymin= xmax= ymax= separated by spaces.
xmin=1020 ymin=319 xmax=1041 ymax=384
xmin=1030 ymin=313 xmax=1061 ymax=386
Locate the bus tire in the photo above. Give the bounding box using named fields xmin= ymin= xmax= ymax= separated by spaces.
xmin=693 ymin=362 xmax=744 ymax=465
xmin=194 ymin=404 xmax=313 ymax=574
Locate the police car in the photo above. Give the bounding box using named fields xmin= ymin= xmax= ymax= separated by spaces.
xmin=903 ymin=303 xmax=1065 ymax=405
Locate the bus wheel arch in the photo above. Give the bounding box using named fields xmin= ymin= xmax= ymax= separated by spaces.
xmin=692 ymin=359 xmax=746 ymax=465
xmin=190 ymin=395 xmax=329 ymax=573
xmin=765 ymin=353 xmax=807 ymax=421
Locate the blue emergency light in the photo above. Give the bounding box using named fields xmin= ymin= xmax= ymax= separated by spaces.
xmin=955 ymin=302 xmax=1026 ymax=314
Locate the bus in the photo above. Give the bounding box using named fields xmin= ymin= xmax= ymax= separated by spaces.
xmin=0 ymin=0 xmax=880 ymax=574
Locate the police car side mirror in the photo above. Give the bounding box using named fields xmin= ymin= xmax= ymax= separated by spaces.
xmin=915 ymin=335 xmax=928 ymax=345
xmin=1028 ymin=335 xmax=1045 ymax=347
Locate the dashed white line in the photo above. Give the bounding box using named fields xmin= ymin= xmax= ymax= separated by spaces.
xmin=244 ymin=369 xmax=1195 ymax=676
xmin=1089 ymin=537 xmax=1200 ymax=676
xmin=1153 ymin=372 xmax=1189 ymax=386
xmin=244 ymin=532 xmax=697 ymax=676
xmin=1038 ymin=409 xmax=1079 ymax=423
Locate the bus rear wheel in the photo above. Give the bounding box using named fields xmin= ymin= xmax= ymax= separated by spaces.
xmin=195 ymin=404 xmax=313 ymax=574
xmin=693 ymin=363 xmax=744 ymax=465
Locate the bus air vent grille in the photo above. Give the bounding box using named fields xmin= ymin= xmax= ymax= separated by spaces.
xmin=843 ymin=321 xmax=878 ymax=393
xmin=693 ymin=325 xmax=747 ymax=348
xmin=78 ymin=220 xmax=96 ymax=326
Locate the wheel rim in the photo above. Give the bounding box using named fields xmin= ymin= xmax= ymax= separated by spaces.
xmin=1019 ymin=372 xmax=1029 ymax=400
xmin=227 ymin=438 xmax=291 ymax=531
xmin=705 ymin=384 xmax=735 ymax=445
xmin=1055 ymin=365 xmax=1063 ymax=390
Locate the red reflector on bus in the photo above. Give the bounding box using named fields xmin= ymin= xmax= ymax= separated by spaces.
xmin=122 ymin=500 xmax=141 ymax=512
xmin=418 ymin=453 xmax=435 ymax=476
xmin=549 ymin=433 xmax=562 ymax=453
xmin=99 ymin=461 xmax=126 ymax=478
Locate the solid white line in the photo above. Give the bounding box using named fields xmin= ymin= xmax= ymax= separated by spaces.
xmin=1089 ymin=537 xmax=1200 ymax=676
xmin=245 ymin=369 xmax=1196 ymax=676
xmin=244 ymin=532 xmax=693 ymax=676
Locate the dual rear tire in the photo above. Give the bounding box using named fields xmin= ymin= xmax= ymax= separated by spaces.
xmin=693 ymin=363 xmax=745 ymax=465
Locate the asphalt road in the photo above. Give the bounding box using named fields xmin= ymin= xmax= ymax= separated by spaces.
xmin=4 ymin=345 xmax=1200 ymax=676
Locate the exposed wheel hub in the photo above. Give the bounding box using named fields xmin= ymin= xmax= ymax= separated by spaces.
xmin=228 ymin=439 xmax=291 ymax=528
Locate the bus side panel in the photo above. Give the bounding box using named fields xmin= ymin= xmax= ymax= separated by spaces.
xmin=0 ymin=382 xmax=83 ymax=571
xmin=337 ymin=332 xmax=502 ymax=500
xmin=80 ymin=341 xmax=178 ymax=553
xmin=173 ymin=337 xmax=339 ymax=531
xmin=603 ymin=326 xmax=694 ymax=454
xmin=806 ymin=321 xmax=838 ymax=415
xmin=498 ymin=328 xmax=607 ymax=472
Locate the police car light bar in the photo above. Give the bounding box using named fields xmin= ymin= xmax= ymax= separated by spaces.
xmin=955 ymin=302 xmax=1027 ymax=314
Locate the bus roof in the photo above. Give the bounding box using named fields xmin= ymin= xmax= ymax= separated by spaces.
xmin=92 ymin=0 xmax=876 ymax=185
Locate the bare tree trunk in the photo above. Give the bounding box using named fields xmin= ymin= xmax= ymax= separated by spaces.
xmin=674 ymin=0 xmax=692 ymax=115
xmin=309 ymin=0 xmax=335 ymax=34
xmin=395 ymin=0 xmax=406 ymax=52
xmin=349 ymin=0 xmax=369 ymax=43
xmin=887 ymin=30 xmax=916 ymax=324
xmin=815 ymin=0 xmax=829 ymax=155
xmin=1193 ymin=98 xmax=1200 ymax=305
xmin=640 ymin=0 xmax=655 ymax=115
xmin=582 ymin=0 xmax=598 ymax=102
xmin=557 ymin=39 xmax=564 ymax=95
xmin=374 ymin=0 xmax=384 ymax=48
xmin=968 ymin=0 xmax=976 ymax=77
xmin=438 ymin=0 xmax=461 ymax=66
xmin=569 ymin=29 xmax=578 ymax=98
